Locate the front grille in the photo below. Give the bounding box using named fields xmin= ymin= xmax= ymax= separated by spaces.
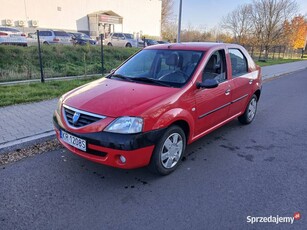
xmin=63 ymin=105 xmax=106 ymax=128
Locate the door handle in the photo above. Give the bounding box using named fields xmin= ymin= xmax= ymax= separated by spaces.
xmin=225 ymin=89 xmax=231 ymax=95
xmin=249 ymin=79 xmax=253 ymax=84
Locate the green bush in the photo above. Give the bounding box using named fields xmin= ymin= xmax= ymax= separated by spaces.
xmin=0 ymin=45 xmax=139 ymax=82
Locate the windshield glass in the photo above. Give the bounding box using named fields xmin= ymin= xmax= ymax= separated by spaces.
xmin=76 ymin=33 xmax=91 ymax=39
xmin=147 ymin=39 xmax=158 ymax=45
xmin=114 ymin=49 xmax=204 ymax=87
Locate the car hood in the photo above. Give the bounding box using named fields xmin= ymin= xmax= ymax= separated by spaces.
xmin=63 ymin=78 xmax=180 ymax=117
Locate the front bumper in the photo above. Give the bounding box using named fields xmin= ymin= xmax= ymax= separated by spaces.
xmin=53 ymin=114 xmax=165 ymax=169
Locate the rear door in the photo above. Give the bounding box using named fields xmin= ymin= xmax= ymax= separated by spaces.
xmin=194 ymin=49 xmax=232 ymax=137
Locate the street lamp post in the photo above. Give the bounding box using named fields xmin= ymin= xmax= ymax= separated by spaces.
xmin=177 ymin=0 xmax=182 ymax=43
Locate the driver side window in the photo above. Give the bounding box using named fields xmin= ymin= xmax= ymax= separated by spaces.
xmin=202 ymin=50 xmax=226 ymax=83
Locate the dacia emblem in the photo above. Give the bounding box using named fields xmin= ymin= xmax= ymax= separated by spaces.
xmin=72 ymin=112 xmax=81 ymax=125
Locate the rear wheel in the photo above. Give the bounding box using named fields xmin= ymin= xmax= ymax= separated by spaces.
xmin=126 ymin=43 xmax=132 ymax=47
xmin=148 ymin=125 xmax=186 ymax=175
xmin=107 ymin=42 xmax=112 ymax=46
xmin=238 ymin=94 xmax=258 ymax=124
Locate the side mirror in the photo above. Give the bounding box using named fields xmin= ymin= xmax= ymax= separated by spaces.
xmin=196 ymin=79 xmax=219 ymax=89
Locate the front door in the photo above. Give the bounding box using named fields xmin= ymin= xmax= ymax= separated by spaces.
xmin=194 ymin=49 xmax=232 ymax=137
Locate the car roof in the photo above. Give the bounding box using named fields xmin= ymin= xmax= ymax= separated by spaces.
xmin=144 ymin=42 xmax=243 ymax=51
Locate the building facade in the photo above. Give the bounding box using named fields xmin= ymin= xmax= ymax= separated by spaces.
xmin=1 ymin=0 xmax=162 ymax=38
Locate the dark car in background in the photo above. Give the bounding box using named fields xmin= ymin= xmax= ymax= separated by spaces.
xmin=69 ymin=32 xmax=96 ymax=45
xmin=157 ymin=40 xmax=170 ymax=44
xmin=139 ymin=38 xmax=159 ymax=47
xmin=0 ymin=27 xmax=27 ymax=46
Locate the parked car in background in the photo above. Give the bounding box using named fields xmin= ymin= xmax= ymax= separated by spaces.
xmin=69 ymin=32 xmax=96 ymax=45
xmin=157 ymin=40 xmax=170 ymax=44
xmin=104 ymin=33 xmax=138 ymax=47
xmin=54 ymin=42 xmax=262 ymax=175
xmin=138 ymin=38 xmax=159 ymax=47
xmin=0 ymin=27 xmax=27 ymax=46
xmin=34 ymin=30 xmax=73 ymax=45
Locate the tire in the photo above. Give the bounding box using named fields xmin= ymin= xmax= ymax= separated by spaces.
xmin=107 ymin=43 xmax=112 ymax=46
xmin=148 ymin=125 xmax=186 ymax=175
xmin=238 ymin=94 xmax=258 ymax=124
xmin=126 ymin=43 xmax=132 ymax=47
xmin=43 ymin=41 xmax=49 ymax=45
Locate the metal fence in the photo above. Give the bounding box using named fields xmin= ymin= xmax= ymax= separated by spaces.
xmin=243 ymin=45 xmax=304 ymax=60
xmin=0 ymin=32 xmax=139 ymax=83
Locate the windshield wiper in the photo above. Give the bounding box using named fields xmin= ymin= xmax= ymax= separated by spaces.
xmin=131 ymin=77 xmax=171 ymax=87
xmin=109 ymin=74 xmax=134 ymax=82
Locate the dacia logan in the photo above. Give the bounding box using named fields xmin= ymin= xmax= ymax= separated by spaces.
xmin=53 ymin=43 xmax=262 ymax=175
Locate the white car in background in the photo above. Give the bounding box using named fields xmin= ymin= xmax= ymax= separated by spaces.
xmin=104 ymin=33 xmax=138 ymax=47
xmin=0 ymin=27 xmax=27 ymax=46
xmin=33 ymin=30 xmax=73 ymax=45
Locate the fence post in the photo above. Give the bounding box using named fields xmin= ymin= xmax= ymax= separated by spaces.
xmin=100 ymin=34 xmax=104 ymax=75
xmin=37 ymin=30 xmax=44 ymax=83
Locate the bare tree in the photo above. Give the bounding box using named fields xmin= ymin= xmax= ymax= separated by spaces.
xmin=161 ymin=0 xmax=176 ymax=40
xmin=221 ymin=4 xmax=253 ymax=45
xmin=161 ymin=0 xmax=174 ymax=25
xmin=251 ymin=0 xmax=298 ymax=57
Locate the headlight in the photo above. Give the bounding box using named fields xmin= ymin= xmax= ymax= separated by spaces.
xmin=56 ymin=97 xmax=63 ymax=115
xmin=105 ymin=117 xmax=143 ymax=134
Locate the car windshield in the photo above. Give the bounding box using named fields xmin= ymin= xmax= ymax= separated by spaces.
xmin=113 ymin=49 xmax=204 ymax=87
xmin=124 ymin=33 xmax=134 ymax=39
xmin=76 ymin=33 xmax=91 ymax=39
xmin=147 ymin=39 xmax=158 ymax=45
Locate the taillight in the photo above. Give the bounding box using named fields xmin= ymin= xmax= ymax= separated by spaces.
xmin=53 ymin=38 xmax=60 ymax=42
xmin=0 ymin=32 xmax=8 ymax=36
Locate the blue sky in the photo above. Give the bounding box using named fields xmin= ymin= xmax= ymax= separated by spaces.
xmin=174 ymin=0 xmax=307 ymax=30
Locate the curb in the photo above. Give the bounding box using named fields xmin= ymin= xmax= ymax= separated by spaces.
xmin=0 ymin=130 xmax=55 ymax=155
xmin=262 ymin=67 xmax=307 ymax=82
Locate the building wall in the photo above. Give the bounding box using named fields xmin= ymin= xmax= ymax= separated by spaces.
xmin=0 ymin=0 xmax=162 ymax=36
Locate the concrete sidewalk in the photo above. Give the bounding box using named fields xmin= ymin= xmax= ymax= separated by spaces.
xmin=0 ymin=60 xmax=307 ymax=153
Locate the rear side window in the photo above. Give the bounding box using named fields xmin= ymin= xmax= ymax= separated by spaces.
xmin=229 ymin=49 xmax=248 ymax=77
xmin=54 ymin=31 xmax=69 ymax=36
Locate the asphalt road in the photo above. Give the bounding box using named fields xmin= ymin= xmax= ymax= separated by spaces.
xmin=1 ymin=70 xmax=306 ymax=230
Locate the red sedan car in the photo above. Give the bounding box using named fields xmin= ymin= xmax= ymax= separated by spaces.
xmin=53 ymin=42 xmax=262 ymax=175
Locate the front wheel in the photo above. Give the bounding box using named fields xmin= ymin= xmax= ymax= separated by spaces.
xmin=148 ymin=125 xmax=186 ymax=175
xmin=126 ymin=43 xmax=132 ymax=47
xmin=238 ymin=94 xmax=258 ymax=124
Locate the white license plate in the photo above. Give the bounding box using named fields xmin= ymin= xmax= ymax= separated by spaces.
xmin=60 ymin=130 xmax=86 ymax=151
